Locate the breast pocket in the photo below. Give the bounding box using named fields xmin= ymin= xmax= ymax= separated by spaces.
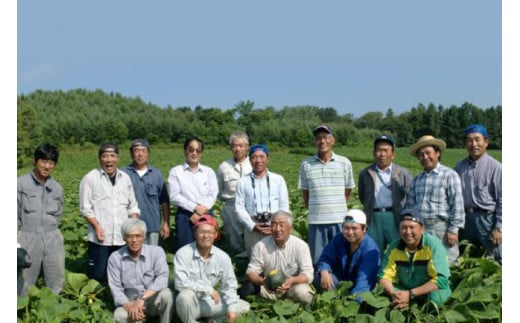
xmin=145 ymin=183 xmax=158 ymax=198
xmin=21 ymin=191 xmax=38 ymax=213
xmin=46 ymin=197 xmax=61 ymax=216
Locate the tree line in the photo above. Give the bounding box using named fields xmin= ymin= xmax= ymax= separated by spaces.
xmin=17 ymin=88 xmax=501 ymax=167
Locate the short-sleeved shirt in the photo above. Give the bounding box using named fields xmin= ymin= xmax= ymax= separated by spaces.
xmin=246 ymin=235 xmax=314 ymax=284
xmin=298 ymin=153 xmax=355 ymax=224
xmin=123 ymin=164 xmax=169 ymax=233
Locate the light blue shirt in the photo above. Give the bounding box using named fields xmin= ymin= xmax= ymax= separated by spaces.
xmin=168 ymin=162 xmax=218 ymax=212
xmin=374 ymin=164 xmax=393 ymax=208
xmin=174 ymin=242 xmax=242 ymax=313
xmin=107 ymin=244 xmax=169 ymax=307
xmin=235 ymin=170 xmax=290 ymax=231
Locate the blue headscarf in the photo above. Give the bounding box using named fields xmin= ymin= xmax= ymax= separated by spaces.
xmin=249 ymin=144 xmax=269 ymax=156
xmin=464 ymin=124 xmax=488 ymax=138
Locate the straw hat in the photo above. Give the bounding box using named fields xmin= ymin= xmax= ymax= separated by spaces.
xmin=409 ymin=135 xmax=446 ymax=156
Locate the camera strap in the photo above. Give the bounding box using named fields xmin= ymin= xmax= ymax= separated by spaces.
xmin=250 ymin=173 xmax=271 ymax=214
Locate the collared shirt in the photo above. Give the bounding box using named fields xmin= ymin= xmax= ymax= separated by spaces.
xmin=374 ymin=164 xmax=393 ymax=208
xmin=174 ymin=242 xmax=242 ymax=313
xmin=216 ymin=157 xmax=252 ymax=202
xmin=123 ymin=164 xmax=169 ymax=233
xmin=18 ymin=172 xmax=64 ymax=232
xmin=316 ymin=232 xmax=381 ymax=295
xmin=378 ymin=233 xmax=451 ymax=291
xmin=79 ymin=168 xmax=140 ymax=246
xmin=235 ymin=170 xmax=290 ymax=232
xmin=298 ymin=152 xmax=356 ymax=224
xmin=247 ymin=235 xmax=314 ymax=284
xmin=107 ymin=244 xmax=169 ymax=307
xmin=454 ymin=153 xmax=502 ymax=230
xmin=168 ymin=162 xmax=218 ymax=212
xmin=406 ymin=163 xmax=465 ymax=233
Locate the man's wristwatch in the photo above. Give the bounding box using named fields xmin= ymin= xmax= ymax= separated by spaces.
xmin=409 ymin=289 xmax=416 ymax=302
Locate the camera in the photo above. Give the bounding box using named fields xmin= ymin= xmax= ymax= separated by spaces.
xmin=255 ymin=212 xmax=272 ymax=227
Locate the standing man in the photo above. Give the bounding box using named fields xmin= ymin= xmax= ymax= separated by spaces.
xmin=455 ymin=124 xmax=502 ymax=264
xmin=79 ymin=142 xmax=140 ymax=282
xmin=123 ymin=139 xmax=170 ymax=246
xmin=168 ymin=136 xmax=219 ymax=251
xmin=235 ymin=144 xmax=290 ymax=257
xmin=314 ymin=209 xmax=381 ymax=298
xmin=358 ymin=135 xmax=413 ymax=256
xmin=174 ymin=215 xmax=250 ymax=323
xmin=407 ymin=135 xmax=465 ymax=264
xmin=379 ymin=209 xmax=452 ymax=308
xmin=298 ymin=125 xmax=356 ymax=265
xmin=216 ymin=131 xmax=252 ymax=256
xmin=107 ymin=218 xmax=174 ymax=323
xmin=241 ymin=211 xmax=315 ymax=305
xmin=18 ymin=143 xmax=64 ymax=296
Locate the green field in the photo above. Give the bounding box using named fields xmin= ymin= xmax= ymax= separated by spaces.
xmin=17 ymin=144 xmax=502 ymax=322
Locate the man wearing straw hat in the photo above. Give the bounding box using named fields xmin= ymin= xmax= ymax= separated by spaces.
xmin=406 ymin=135 xmax=465 ymax=264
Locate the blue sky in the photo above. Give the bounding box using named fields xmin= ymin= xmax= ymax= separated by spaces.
xmin=16 ymin=1 xmax=502 ymax=117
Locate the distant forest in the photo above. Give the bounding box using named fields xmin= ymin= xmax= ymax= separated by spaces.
xmin=17 ymin=88 xmax=502 ymax=161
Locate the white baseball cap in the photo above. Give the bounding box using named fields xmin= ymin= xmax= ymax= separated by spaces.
xmin=343 ymin=209 xmax=367 ymax=225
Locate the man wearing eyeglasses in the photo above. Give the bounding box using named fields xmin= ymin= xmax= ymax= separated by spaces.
xmin=313 ymin=209 xmax=380 ymax=300
xmin=379 ymin=209 xmax=451 ymax=309
xmin=168 ymin=136 xmax=219 ymax=251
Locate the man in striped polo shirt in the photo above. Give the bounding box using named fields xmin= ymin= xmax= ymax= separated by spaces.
xmin=298 ymin=125 xmax=356 ymax=265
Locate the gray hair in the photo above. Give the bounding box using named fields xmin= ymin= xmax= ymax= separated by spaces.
xmin=121 ymin=218 xmax=147 ymax=238
xmin=271 ymin=210 xmax=293 ymax=226
xmin=229 ymin=131 xmax=249 ymax=146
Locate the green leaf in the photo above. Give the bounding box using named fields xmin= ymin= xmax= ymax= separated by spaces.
xmin=388 ymin=309 xmax=406 ymax=323
xmin=443 ymin=309 xmax=469 ymax=322
xmin=17 ymin=296 xmax=29 ymax=309
xmin=297 ymin=310 xmax=316 ymax=323
xmin=272 ymin=300 xmax=299 ymax=316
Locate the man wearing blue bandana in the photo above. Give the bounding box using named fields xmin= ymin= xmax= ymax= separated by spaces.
xmin=235 ymin=144 xmax=290 ymax=257
xmin=455 ymin=124 xmax=502 ymax=264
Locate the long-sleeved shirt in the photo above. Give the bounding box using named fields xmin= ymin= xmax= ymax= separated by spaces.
xmin=246 ymin=235 xmax=314 ymax=284
xmin=298 ymin=152 xmax=356 ymax=224
xmin=79 ymin=168 xmax=140 ymax=246
xmin=107 ymin=244 xmax=169 ymax=307
xmin=168 ymin=163 xmax=218 ymax=212
xmin=235 ymin=170 xmax=290 ymax=232
xmin=316 ymin=232 xmax=381 ymax=295
xmin=18 ymin=172 xmax=63 ymax=232
xmin=216 ymin=157 xmax=252 ymax=202
xmin=406 ymin=163 xmax=465 ymax=234
xmin=174 ymin=242 xmax=242 ymax=313
xmin=378 ymin=233 xmax=451 ymax=292
xmin=454 ymin=153 xmax=502 ymax=230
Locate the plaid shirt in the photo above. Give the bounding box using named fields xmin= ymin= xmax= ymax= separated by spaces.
xmin=406 ymin=163 xmax=465 ymax=233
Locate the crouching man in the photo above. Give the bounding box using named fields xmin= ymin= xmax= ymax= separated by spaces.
xmin=379 ymin=209 xmax=452 ymax=309
xmin=107 ymin=218 xmax=174 ymax=323
xmin=174 ymin=215 xmax=250 ymax=323
xmin=241 ymin=211 xmax=315 ymax=305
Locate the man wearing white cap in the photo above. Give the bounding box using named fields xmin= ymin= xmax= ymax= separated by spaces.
xmin=406 ymin=135 xmax=465 ymax=264
xmin=314 ymin=209 xmax=380 ymax=299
